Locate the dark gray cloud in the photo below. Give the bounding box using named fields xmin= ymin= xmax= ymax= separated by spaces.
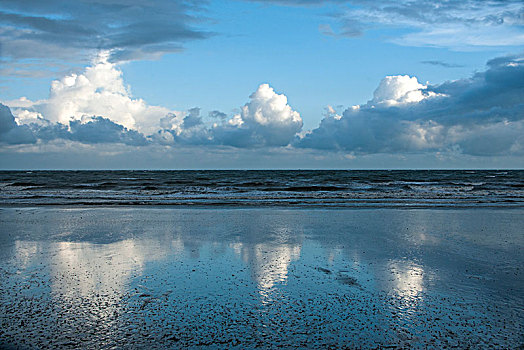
xmin=155 ymin=110 xmax=209 ymax=146
xmin=0 ymin=0 xmax=212 ymax=74
xmin=183 ymin=107 xmax=203 ymax=129
xmin=245 ymin=0 xmax=346 ymax=5
xmin=297 ymin=55 xmax=524 ymax=156
xmin=421 ymin=60 xmax=464 ymax=68
xmin=0 ymin=104 xmax=17 ymax=135
xmin=68 ymin=117 xmax=148 ymax=146
xmin=0 ymin=104 xmax=36 ymax=144
xmin=318 ymin=20 xmax=362 ymax=38
xmin=32 ymin=116 xmax=149 ymax=146
xmin=208 ymin=110 xmax=227 ymax=120
xmin=0 ymin=103 xmax=147 ymax=146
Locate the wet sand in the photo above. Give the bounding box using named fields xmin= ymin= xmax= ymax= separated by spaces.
xmin=0 ymin=208 xmax=523 ymax=348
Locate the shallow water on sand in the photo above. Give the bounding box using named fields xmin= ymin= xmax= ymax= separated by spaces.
xmin=0 ymin=208 xmax=523 ymax=348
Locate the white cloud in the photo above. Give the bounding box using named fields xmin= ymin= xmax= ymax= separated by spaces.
xmin=324 ymin=0 xmax=524 ymax=50
xmin=242 ymin=84 xmax=302 ymax=127
xmin=370 ymin=75 xmax=441 ymax=106
xmin=4 ymin=59 xmax=303 ymax=149
xmin=8 ymin=52 xmax=172 ymax=135
xmin=3 ymin=49 xmax=522 ymax=161
xmin=297 ymin=55 xmax=524 ymax=156
xmin=212 ymin=84 xmax=303 ymax=147
xmin=395 ymin=24 xmax=524 ymax=50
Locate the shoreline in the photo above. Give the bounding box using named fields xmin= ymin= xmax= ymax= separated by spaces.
xmin=1 ymin=203 xmax=523 ymax=209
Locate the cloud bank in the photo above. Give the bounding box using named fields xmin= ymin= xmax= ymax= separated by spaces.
xmin=34 ymin=117 xmax=148 ymax=146
xmin=151 ymin=84 xmax=304 ymax=148
xmin=4 ymin=55 xmax=303 ymax=149
xmin=2 ymin=53 xmax=523 ymax=159
xmin=297 ymin=55 xmax=524 ymax=156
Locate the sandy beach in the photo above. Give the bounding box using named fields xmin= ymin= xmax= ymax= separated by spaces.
xmin=0 ymin=207 xmax=523 ymax=348
xmin=2 ymin=0 xmax=523 ymax=346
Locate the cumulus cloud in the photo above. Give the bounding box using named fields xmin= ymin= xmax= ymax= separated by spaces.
xmin=8 ymin=52 xmax=171 ymax=135
xmin=0 ymin=103 xmax=36 ymax=145
xmin=2 ymin=54 xmax=159 ymax=147
xmin=3 ymin=46 xmax=522 ymax=159
xmin=297 ymin=55 xmax=524 ymax=156
xmin=155 ymin=108 xmax=211 ymax=145
xmin=4 ymin=57 xmax=303 ymax=148
xmin=0 ymin=0 xmax=211 ymax=76
xmin=182 ymin=107 xmax=204 ymax=129
xmin=321 ymin=0 xmax=524 ymax=50
xmin=370 ymin=75 xmax=442 ymax=106
xmin=151 ymin=84 xmax=304 ymax=148
xmin=211 ymin=84 xmax=303 ymax=147
xmin=0 ymin=102 xmax=148 ymax=146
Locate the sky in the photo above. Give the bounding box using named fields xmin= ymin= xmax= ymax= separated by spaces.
xmin=0 ymin=0 xmax=523 ymax=169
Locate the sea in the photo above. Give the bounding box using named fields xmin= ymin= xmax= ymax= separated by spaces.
xmin=0 ymin=170 xmax=522 ymax=208
xmin=1 ymin=170 xmax=523 ymax=348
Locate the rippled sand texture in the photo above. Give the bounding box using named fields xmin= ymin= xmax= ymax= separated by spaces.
xmin=0 ymin=208 xmax=522 ymax=348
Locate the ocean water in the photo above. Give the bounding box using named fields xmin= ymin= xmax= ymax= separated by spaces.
xmin=0 ymin=170 xmax=522 ymax=207
xmin=1 ymin=170 xmax=523 ymax=348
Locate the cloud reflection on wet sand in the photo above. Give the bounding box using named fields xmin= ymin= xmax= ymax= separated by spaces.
xmin=0 ymin=208 xmax=522 ymax=348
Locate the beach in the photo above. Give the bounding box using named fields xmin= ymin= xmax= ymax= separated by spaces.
xmin=2 ymin=0 xmax=524 ymax=346
xmin=0 ymin=207 xmax=522 ymax=348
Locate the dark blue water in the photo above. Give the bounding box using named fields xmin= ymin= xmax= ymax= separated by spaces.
xmin=0 ymin=170 xmax=522 ymax=207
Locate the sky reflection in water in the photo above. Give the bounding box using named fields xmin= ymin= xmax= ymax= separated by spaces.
xmin=1 ymin=208 xmax=522 ymax=348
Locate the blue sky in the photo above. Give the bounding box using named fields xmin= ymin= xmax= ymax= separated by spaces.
xmin=1 ymin=0 xmax=523 ymax=169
